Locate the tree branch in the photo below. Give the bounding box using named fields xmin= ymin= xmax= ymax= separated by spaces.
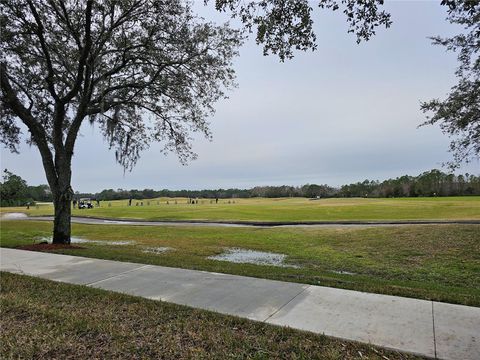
xmin=61 ymin=0 xmax=93 ymax=104
xmin=26 ymin=0 xmax=59 ymax=101
xmin=49 ymin=0 xmax=82 ymax=49
xmin=0 ymin=62 xmax=58 ymax=188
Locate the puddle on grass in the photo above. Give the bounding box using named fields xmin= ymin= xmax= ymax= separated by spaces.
xmin=142 ymin=246 xmax=173 ymax=255
xmin=208 ymin=248 xmax=299 ymax=268
xmin=330 ymin=270 xmax=357 ymax=275
xmin=1 ymin=212 xmax=28 ymax=219
xmin=39 ymin=237 xmax=135 ymax=246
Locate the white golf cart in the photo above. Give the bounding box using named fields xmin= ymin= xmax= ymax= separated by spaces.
xmin=78 ymin=198 xmax=94 ymax=209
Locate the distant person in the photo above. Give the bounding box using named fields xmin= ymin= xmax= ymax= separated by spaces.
xmin=26 ymin=202 xmax=30 ymax=210
xmin=96 ymin=199 xmax=100 ymax=207
xmin=128 ymin=198 xmax=132 ymax=206
xmin=215 ymin=197 xmax=218 ymax=204
xmin=73 ymin=199 xmax=77 ymax=209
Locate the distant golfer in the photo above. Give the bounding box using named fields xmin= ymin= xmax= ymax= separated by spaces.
xmin=128 ymin=198 xmax=132 ymax=206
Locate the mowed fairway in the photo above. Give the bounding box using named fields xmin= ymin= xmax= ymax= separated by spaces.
xmin=1 ymin=220 xmax=479 ymax=306
xmin=2 ymin=196 xmax=480 ymax=221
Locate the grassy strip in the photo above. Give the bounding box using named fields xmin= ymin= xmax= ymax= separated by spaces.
xmin=0 ymin=272 xmax=420 ymax=359
xmin=1 ymin=221 xmax=479 ymax=306
xmin=2 ymin=196 xmax=480 ymax=221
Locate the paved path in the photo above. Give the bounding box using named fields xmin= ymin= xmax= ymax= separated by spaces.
xmin=1 ymin=248 xmax=479 ymax=360
xmin=4 ymin=213 xmax=480 ymax=228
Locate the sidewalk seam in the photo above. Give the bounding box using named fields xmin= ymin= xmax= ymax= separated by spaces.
xmin=262 ymin=285 xmax=311 ymax=322
xmin=85 ymin=264 xmax=151 ymax=287
xmin=432 ymin=301 xmax=437 ymax=359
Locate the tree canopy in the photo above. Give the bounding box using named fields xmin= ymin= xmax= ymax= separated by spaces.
xmin=0 ymin=0 xmax=242 ymax=171
xmin=421 ymin=0 xmax=480 ymax=168
xmin=212 ymin=0 xmax=391 ymax=61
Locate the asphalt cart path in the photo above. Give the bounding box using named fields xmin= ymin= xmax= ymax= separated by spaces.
xmin=3 ymin=212 xmax=480 ymax=228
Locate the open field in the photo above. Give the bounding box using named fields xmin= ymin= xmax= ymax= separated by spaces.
xmin=1 ymin=196 xmax=480 ymax=222
xmin=0 ymin=273 xmax=417 ymax=359
xmin=1 ymin=220 xmax=479 ymax=306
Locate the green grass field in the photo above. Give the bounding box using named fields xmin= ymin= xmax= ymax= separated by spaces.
xmin=2 ymin=220 xmax=479 ymax=306
xmin=2 ymin=196 xmax=480 ymax=222
xmin=0 ymin=273 xmax=417 ymax=359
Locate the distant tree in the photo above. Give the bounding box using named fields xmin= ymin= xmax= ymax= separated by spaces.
xmin=421 ymin=0 xmax=479 ymax=168
xmin=0 ymin=0 xmax=242 ymax=243
xmin=0 ymin=169 xmax=29 ymax=206
xmin=26 ymin=184 xmax=52 ymax=202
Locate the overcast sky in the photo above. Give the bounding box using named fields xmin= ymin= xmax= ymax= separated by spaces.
xmin=1 ymin=1 xmax=478 ymax=192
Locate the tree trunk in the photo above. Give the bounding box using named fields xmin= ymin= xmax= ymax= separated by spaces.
xmin=52 ymin=193 xmax=72 ymax=244
xmin=51 ymin=161 xmax=73 ymax=244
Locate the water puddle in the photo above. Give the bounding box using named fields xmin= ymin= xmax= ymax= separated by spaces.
xmin=1 ymin=212 xmax=28 ymax=219
xmin=330 ymin=270 xmax=357 ymax=275
xmin=142 ymin=246 xmax=173 ymax=254
xmin=38 ymin=237 xmax=135 ymax=246
xmin=208 ymin=248 xmax=299 ymax=268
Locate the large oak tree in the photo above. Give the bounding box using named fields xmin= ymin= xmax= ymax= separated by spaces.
xmin=1 ymin=0 xmax=242 ymax=243
xmin=0 ymin=0 xmax=392 ymax=244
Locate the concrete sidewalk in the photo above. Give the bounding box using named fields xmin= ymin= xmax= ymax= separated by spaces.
xmin=1 ymin=248 xmax=479 ymax=360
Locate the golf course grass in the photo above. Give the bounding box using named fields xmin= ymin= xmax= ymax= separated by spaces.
xmin=1 ymin=220 xmax=479 ymax=306
xmin=0 ymin=272 xmax=418 ymax=359
xmin=2 ymin=196 xmax=480 ymax=222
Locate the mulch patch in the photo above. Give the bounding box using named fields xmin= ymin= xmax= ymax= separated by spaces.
xmin=17 ymin=243 xmax=85 ymax=251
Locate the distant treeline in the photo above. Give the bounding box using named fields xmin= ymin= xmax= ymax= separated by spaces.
xmin=1 ymin=169 xmax=480 ymax=206
xmin=95 ymin=169 xmax=480 ymax=200
xmin=338 ymin=169 xmax=480 ymax=198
